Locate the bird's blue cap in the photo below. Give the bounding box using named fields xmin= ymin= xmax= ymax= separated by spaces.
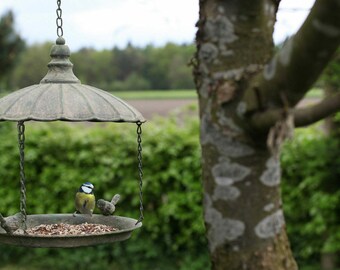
xmin=82 ymin=182 xmax=94 ymax=188
xmin=79 ymin=182 xmax=94 ymax=193
xmin=83 ymin=181 xmax=93 ymax=186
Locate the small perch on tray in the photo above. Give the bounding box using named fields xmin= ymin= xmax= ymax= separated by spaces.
xmin=0 ymin=212 xmax=25 ymax=234
xmin=97 ymin=194 xmax=121 ymax=216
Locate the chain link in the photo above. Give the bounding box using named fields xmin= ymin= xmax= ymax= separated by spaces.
xmin=136 ymin=122 xmax=144 ymax=224
xmin=18 ymin=121 xmax=27 ymax=230
xmin=56 ymin=0 xmax=63 ymax=37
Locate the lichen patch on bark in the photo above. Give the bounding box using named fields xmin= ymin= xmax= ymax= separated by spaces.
xmin=213 ymin=185 xmax=240 ymax=201
xmin=263 ymin=57 xmax=277 ymax=80
xmin=198 ymin=77 xmax=211 ymax=98
xmin=232 ymin=245 xmax=240 ymax=252
xmin=236 ymin=101 xmax=247 ymax=118
xmin=201 ymin=115 xmax=254 ymax=157
xmin=263 ymin=203 xmax=275 ymax=212
xmin=199 ymin=43 xmax=219 ymax=63
xmin=216 ymin=111 xmax=242 ymax=133
xmin=212 ymin=161 xmax=251 ymax=185
xmin=260 ymin=156 xmax=281 ymax=187
xmin=204 ymin=11 xmax=238 ymax=44
xmin=213 ymin=68 xmax=244 ymax=81
xmin=254 ymin=210 xmax=285 ymax=239
xmin=204 ymin=194 xmax=245 ymax=252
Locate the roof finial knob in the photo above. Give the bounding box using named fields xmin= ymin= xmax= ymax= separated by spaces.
xmin=56 ymin=37 xmax=65 ymax=45
xmin=40 ymin=38 xmax=80 ymax=84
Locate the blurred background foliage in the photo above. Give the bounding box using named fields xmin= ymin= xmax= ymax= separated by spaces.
xmin=282 ymin=126 xmax=340 ymax=269
xmin=0 ymin=113 xmax=339 ymax=269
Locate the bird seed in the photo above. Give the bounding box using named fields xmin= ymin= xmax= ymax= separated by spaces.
xmin=22 ymin=223 xmax=117 ymax=236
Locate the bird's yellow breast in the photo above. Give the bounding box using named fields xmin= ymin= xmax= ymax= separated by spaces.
xmin=75 ymin=192 xmax=95 ymax=215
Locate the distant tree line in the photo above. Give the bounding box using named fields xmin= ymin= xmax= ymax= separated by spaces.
xmin=0 ymin=10 xmax=195 ymax=92
xmin=2 ymin=40 xmax=195 ymax=92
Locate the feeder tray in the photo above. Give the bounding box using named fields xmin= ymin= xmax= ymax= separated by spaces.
xmin=0 ymin=214 xmax=142 ymax=248
xmin=0 ymin=34 xmax=145 ymax=246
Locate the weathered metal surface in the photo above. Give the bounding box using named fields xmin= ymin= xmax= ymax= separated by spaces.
xmin=0 ymin=214 xmax=142 ymax=248
xmin=0 ymin=83 xmax=145 ymax=122
xmin=0 ymin=38 xmax=145 ymax=123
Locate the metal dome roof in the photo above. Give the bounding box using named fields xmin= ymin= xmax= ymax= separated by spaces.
xmin=0 ymin=38 xmax=145 ymax=123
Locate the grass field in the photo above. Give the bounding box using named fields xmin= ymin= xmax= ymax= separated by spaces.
xmin=0 ymin=88 xmax=322 ymax=100
xmin=112 ymin=88 xmax=323 ymax=100
xmin=111 ymin=89 xmax=197 ymax=99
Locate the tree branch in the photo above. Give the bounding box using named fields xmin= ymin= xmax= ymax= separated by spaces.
xmin=243 ymin=0 xmax=340 ymax=114
xmin=294 ymin=92 xmax=340 ymax=127
xmin=250 ymin=92 xmax=340 ymax=130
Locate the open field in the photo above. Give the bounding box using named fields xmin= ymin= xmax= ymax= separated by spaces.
xmin=112 ymin=88 xmax=323 ymax=100
xmin=112 ymin=89 xmax=197 ymax=99
xmin=128 ymin=99 xmax=197 ymax=119
xmin=0 ymin=88 xmax=322 ymax=99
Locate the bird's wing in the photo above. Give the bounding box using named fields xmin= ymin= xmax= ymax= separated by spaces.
xmin=82 ymin=199 xmax=88 ymax=208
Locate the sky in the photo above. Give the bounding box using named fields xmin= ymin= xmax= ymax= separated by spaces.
xmin=0 ymin=0 xmax=315 ymax=51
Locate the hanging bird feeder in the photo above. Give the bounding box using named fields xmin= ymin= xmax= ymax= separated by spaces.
xmin=0 ymin=0 xmax=145 ymax=248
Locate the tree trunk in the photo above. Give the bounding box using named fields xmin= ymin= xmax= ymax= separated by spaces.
xmin=321 ymin=252 xmax=337 ymax=270
xmin=194 ymin=0 xmax=340 ymax=268
xmin=200 ymin=138 xmax=297 ymax=269
xmin=194 ymin=0 xmax=298 ymax=269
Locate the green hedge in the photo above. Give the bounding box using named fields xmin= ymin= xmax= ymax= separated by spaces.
xmin=0 ymin=117 xmax=209 ymax=270
xmin=281 ymin=126 xmax=340 ymax=268
xmin=1 ymin=115 xmax=339 ymax=269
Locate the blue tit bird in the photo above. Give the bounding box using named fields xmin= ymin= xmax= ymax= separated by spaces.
xmin=73 ymin=182 xmax=95 ymax=217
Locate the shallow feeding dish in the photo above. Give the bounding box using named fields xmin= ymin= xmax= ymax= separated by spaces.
xmin=0 ymin=214 xmax=142 ymax=248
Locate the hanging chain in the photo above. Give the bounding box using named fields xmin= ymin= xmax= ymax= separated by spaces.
xmin=56 ymin=0 xmax=63 ymax=37
xmin=18 ymin=121 xmax=27 ymax=230
xmin=136 ymin=122 xmax=144 ymax=224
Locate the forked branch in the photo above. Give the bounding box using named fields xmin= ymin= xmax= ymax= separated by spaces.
xmin=294 ymin=92 xmax=340 ymax=127
xmin=243 ymin=0 xmax=340 ymax=116
xmin=250 ymin=92 xmax=340 ymax=130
